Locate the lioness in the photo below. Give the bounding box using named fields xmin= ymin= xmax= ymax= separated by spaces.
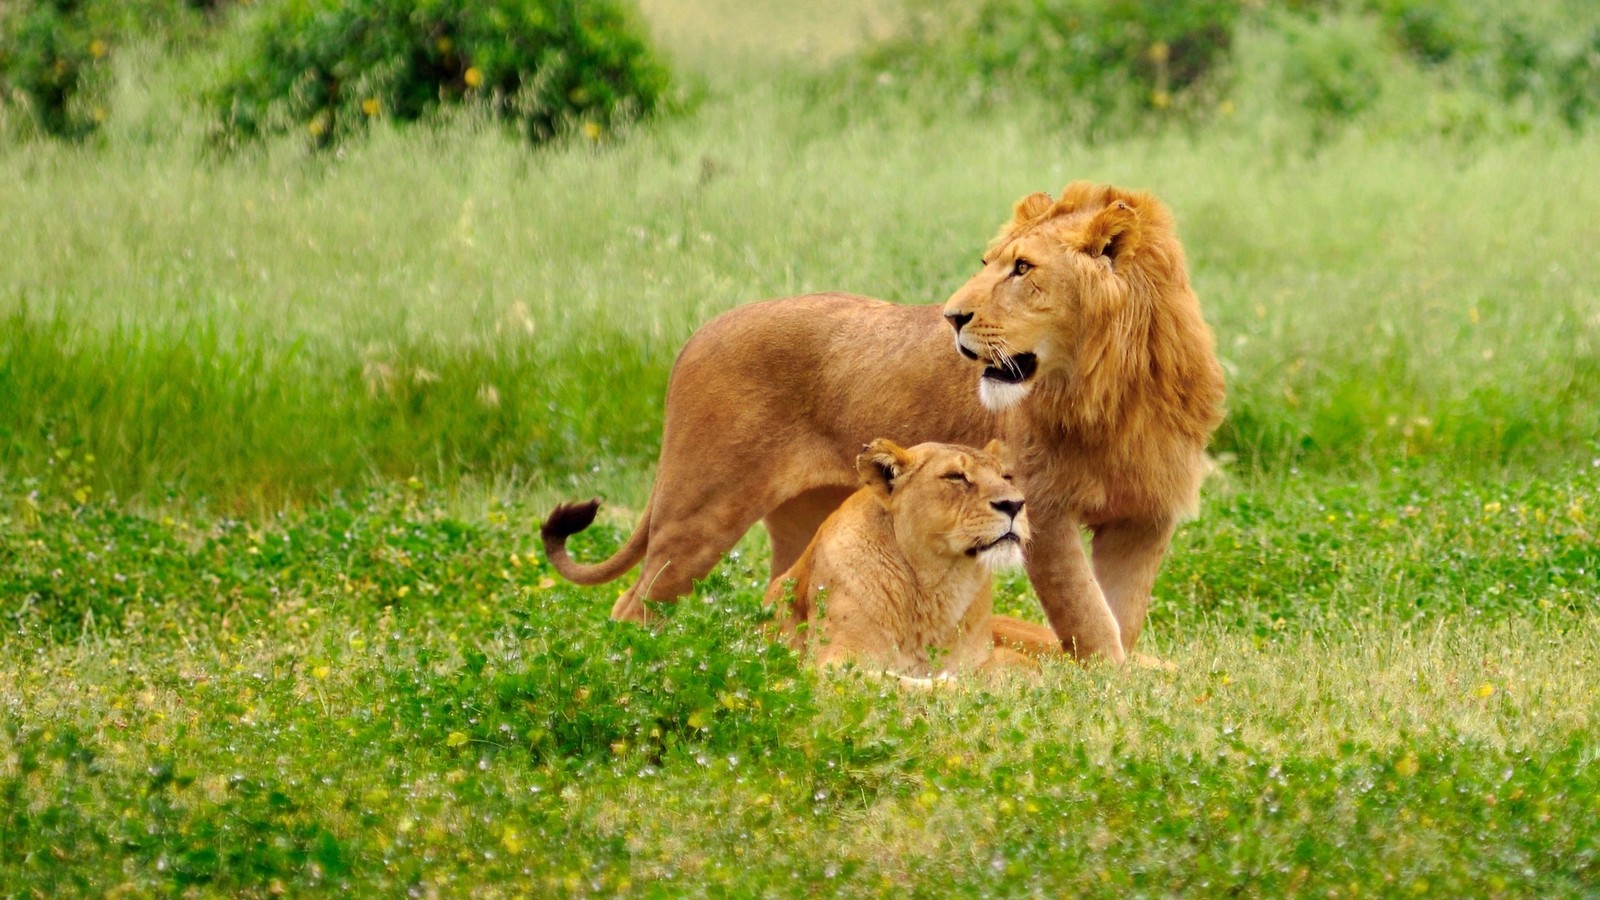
xmin=767 ymin=438 xmax=1047 ymax=680
xmin=543 ymin=182 xmax=1224 ymax=663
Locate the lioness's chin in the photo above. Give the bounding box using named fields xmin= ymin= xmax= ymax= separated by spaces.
xmin=974 ymin=537 xmax=1025 ymax=571
xmin=979 ymin=378 xmax=1032 ymax=412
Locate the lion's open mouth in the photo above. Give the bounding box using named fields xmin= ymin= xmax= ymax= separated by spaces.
xmin=981 ymin=353 xmax=1038 ymax=385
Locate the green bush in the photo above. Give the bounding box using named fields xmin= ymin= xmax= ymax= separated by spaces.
xmin=208 ymin=0 xmax=670 ymax=150
xmin=853 ymin=0 xmax=1600 ymax=137
xmin=0 ymin=0 xmax=216 ymax=138
xmin=0 ymin=0 xmax=121 ymax=138
xmin=1274 ymin=12 xmax=1387 ymax=123
xmin=862 ymin=0 xmax=1238 ymax=131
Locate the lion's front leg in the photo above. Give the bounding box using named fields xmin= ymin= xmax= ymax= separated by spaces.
xmin=1024 ymin=503 xmax=1125 ymax=664
xmin=1089 ymin=517 xmax=1176 ymax=654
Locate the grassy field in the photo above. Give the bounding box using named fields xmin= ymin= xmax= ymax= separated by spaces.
xmin=3 ymin=1 xmax=1600 ymax=895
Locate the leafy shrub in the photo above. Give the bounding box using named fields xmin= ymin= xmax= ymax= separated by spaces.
xmin=1273 ymin=12 xmax=1387 ymax=123
xmin=862 ymin=0 xmax=1238 ymax=131
xmin=853 ymin=0 xmax=1600 ymax=137
xmin=208 ymin=0 xmax=670 ymax=150
xmin=0 ymin=0 xmax=121 ymax=138
xmin=0 ymin=0 xmax=219 ymax=138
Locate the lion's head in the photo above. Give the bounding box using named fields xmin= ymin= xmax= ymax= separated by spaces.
xmin=943 ymin=181 xmax=1205 ymax=418
xmin=856 ymin=438 xmax=1029 ymax=569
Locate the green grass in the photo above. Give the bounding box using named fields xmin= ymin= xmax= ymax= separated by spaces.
xmin=3 ymin=471 xmax=1598 ymax=894
xmin=3 ymin=1 xmax=1600 ymax=894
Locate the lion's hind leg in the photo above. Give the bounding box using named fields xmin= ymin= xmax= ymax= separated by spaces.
xmin=610 ymin=495 xmax=772 ymax=622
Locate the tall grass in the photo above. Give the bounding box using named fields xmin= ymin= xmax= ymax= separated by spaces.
xmin=2 ymin=7 xmax=1598 ymax=507
xmin=5 ymin=87 xmax=1598 ymax=503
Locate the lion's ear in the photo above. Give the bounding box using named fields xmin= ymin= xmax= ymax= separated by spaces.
xmin=857 ymin=439 xmax=912 ymax=495
xmin=1083 ymin=200 xmax=1140 ymax=268
xmin=982 ymin=438 xmax=1006 ymax=460
xmin=1011 ymin=192 xmax=1054 ymax=226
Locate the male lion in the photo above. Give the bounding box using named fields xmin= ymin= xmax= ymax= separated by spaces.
xmin=543 ymin=181 xmax=1225 ymax=663
xmin=767 ymin=438 xmax=1048 ymax=681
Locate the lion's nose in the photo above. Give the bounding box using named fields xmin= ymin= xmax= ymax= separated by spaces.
xmin=944 ymin=310 xmax=973 ymax=333
xmin=991 ymin=498 xmax=1024 ymax=518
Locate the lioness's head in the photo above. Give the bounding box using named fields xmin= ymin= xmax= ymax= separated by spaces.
xmin=944 ymin=181 xmax=1190 ymax=412
xmin=856 ymin=438 xmax=1029 ymax=569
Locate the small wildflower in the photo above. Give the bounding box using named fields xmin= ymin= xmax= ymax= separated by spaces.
xmin=446 ymin=732 xmax=469 ymax=748
xmin=581 ymin=121 xmax=603 ymax=140
xmin=312 ymin=665 xmax=331 ymax=680
xmin=1475 ymin=682 xmax=1495 ymax=698
xmin=436 ymin=36 xmax=453 ymax=54
xmin=1150 ymin=90 xmax=1171 ymax=110
xmin=1395 ymin=754 xmax=1420 ymax=777
xmin=361 ymin=97 xmax=380 ymax=117
xmin=464 ymin=66 xmax=484 ymax=88
xmin=89 ymin=39 xmax=108 ymax=59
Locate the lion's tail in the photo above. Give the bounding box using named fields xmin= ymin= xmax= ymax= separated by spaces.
xmin=540 ymin=497 xmax=651 ymax=586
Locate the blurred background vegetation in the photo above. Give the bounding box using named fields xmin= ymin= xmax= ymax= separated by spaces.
xmin=1 ymin=0 xmax=1598 ymax=505
xmin=4 ymin=0 xmax=1598 ymax=145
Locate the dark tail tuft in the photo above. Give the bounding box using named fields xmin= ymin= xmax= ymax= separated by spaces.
xmin=542 ymin=499 xmax=601 ymax=541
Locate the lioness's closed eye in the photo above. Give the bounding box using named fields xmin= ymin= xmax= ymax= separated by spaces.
xmin=764 ymin=439 xmax=1055 ymax=681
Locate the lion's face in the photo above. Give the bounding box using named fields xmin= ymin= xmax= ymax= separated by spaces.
xmin=943 ymin=183 xmax=1155 ymax=412
xmin=857 ymin=439 xmax=1029 ymax=569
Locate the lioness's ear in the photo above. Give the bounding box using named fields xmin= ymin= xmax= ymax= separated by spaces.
xmin=857 ymin=439 xmax=912 ymax=495
xmin=1083 ymin=199 xmax=1141 ymax=268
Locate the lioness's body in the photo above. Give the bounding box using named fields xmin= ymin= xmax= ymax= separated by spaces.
xmin=543 ymin=183 xmax=1224 ymax=663
xmin=767 ymin=440 xmax=1037 ymax=678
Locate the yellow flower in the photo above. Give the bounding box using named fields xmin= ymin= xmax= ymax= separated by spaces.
xmin=581 ymin=121 xmax=603 ymax=140
xmin=464 ymin=66 xmax=484 ymax=88
xmin=307 ymin=111 xmax=330 ymax=137
xmin=446 ymin=732 xmax=469 ymax=748
xmin=436 ymin=36 xmax=453 ymax=54
xmin=89 ymin=39 xmax=108 ymax=59
xmin=1150 ymin=90 xmax=1171 ymax=110
xmin=361 ymin=97 xmax=380 ymax=117
xmin=1475 ymin=682 xmax=1495 ymax=698
xmin=1147 ymin=41 xmax=1170 ymax=64
xmin=1395 ymin=754 xmax=1420 ymax=777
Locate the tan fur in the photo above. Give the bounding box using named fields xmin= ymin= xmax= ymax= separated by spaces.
xmin=766 ymin=440 xmax=1037 ymax=679
xmin=543 ymin=182 xmax=1225 ymax=663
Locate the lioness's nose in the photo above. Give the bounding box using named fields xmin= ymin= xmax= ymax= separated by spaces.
xmin=991 ymin=498 xmax=1024 ymax=518
xmin=944 ymin=310 xmax=973 ymax=333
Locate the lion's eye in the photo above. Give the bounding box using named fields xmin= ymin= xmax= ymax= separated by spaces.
xmin=1012 ymin=259 xmax=1034 ymax=277
xmin=1002 ymin=474 xmax=1015 ymax=483
xmin=942 ymin=471 xmax=970 ymax=485
xmin=979 ymin=257 xmax=989 ymax=270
